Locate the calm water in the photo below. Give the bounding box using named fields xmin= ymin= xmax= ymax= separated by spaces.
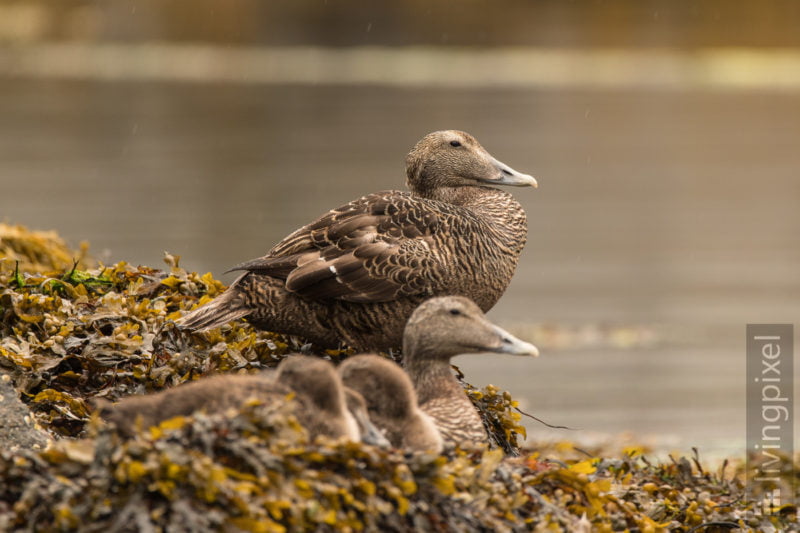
xmin=1 ymin=79 xmax=798 ymax=455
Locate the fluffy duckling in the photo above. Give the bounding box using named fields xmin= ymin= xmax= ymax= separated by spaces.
xmin=96 ymin=356 xmax=359 ymax=442
xmin=343 ymin=387 xmax=392 ymax=448
xmin=271 ymin=355 xmax=360 ymax=440
xmin=339 ymin=354 xmax=443 ymax=454
xmin=402 ymin=296 xmax=538 ymax=447
xmin=179 ymin=130 xmax=537 ymax=351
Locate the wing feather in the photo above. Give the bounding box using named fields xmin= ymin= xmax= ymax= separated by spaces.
xmin=228 ymin=191 xmax=460 ymax=303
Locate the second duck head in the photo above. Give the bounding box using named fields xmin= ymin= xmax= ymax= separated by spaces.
xmin=402 ymin=295 xmax=539 ymax=363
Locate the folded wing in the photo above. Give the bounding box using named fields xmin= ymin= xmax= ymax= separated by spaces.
xmin=228 ymin=191 xmax=454 ymax=303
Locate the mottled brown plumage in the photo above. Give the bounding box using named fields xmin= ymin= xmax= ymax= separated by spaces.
xmin=178 ymin=130 xmax=536 ymax=351
xmin=339 ymin=354 xmax=443 ymax=453
xmin=401 ymin=296 xmax=539 ymax=447
xmin=96 ymin=356 xmax=359 ymax=441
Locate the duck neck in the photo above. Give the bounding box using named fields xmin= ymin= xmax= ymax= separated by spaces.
xmin=404 ymin=354 xmax=462 ymax=406
xmin=420 ymin=184 xmax=496 ymax=206
xmin=423 ymin=186 xmax=527 ymax=254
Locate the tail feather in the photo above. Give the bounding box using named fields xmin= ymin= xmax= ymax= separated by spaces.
xmin=177 ymin=289 xmax=251 ymax=331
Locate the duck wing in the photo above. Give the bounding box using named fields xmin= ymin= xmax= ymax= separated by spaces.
xmin=228 ymin=191 xmax=453 ymax=303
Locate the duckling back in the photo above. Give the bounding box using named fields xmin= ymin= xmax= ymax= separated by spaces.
xmin=94 ymin=374 xmax=293 ymax=439
xmin=97 ymin=356 xmax=360 ymax=442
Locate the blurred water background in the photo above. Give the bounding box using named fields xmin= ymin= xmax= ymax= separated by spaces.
xmin=1 ymin=1 xmax=799 ymax=457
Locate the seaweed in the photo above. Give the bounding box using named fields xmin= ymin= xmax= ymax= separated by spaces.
xmin=0 ymin=244 xmax=297 ymax=438
xmin=1 ymin=224 xmax=798 ymax=532
xmin=2 ymin=413 xmax=797 ymax=531
xmin=0 ymin=223 xmax=94 ymax=274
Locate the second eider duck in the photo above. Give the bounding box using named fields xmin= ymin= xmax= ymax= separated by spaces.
xmin=401 ymin=296 xmax=539 ymax=447
xmin=178 ymin=130 xmax=537 ymax=351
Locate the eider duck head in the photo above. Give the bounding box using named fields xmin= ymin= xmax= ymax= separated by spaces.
xmin=275 ymin=355 xmax=360 ymax=441
xmin=405 ymin=130 xmax=537 ymax=198
xmin=402 ymin=295 xmax=539 ymax=362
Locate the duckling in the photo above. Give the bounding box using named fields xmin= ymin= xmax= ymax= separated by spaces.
xmin=96 ymin=356 xmax=359 ymax=442
xmin=339 ymin=354 xmax=443 ymax=453
xmin=401 ymin=296 xmax=539 ymax=447
xmin=92 ymin=374 xmax=289 ymax=439
xmin=272 ymin=355 xmax=359 ymax=440
xmin=179 ymin=130 xmax=537 ymax=351
xmin=343 ymin=386 xmax=391 ymax=448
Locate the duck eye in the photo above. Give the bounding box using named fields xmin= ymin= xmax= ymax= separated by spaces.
xmin=449 ymin=308 xmax=461 ymax=316
xmin=449 ymin=140 xmax=461 ymax=147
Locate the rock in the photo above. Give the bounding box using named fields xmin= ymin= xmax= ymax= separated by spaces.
xmin=0 ymin=374 xmax=50 ymax=451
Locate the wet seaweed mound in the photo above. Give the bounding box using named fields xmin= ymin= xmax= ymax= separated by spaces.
xmin=1 ymin=224 xmax=797 ymax=532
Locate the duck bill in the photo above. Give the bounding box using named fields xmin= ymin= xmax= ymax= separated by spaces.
xmin=356 ymin=413 xmax=391 ymax=447
xmin=478 ymin=156 xmax=538 ymax=188
xmin=490 ymin=324 xmax=540 ymax=356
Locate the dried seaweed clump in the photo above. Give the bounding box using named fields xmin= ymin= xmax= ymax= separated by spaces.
xmin=0 ymin=248 xmax=300 ymax=438
xmin=462 ymin=376 xmax=527 ymax=455
xmin=0 ymin=223 xmax=93 ymax=273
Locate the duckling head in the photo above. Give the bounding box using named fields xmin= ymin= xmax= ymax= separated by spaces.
xmin=275 ymin=355 xmax=359 ymax=441
xmin=339 ymin=354 xmax=416 ymax=420
xmin=344 ymin=387 xmax=391 ymax=447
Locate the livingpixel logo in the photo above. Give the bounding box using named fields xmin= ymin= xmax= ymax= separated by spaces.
xmin=746 ymin=324 xmax=795 ymax=514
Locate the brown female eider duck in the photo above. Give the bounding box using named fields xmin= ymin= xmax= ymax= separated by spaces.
xmin=401 ymin=296 xmax=538 ymax=447
xmin=339 ymin=354 xmax=443 ymax=453
xmin=96 ymin=356 xmax=362 ymax=442
xmin=178 ymin=130 xmax=537 ymax=351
